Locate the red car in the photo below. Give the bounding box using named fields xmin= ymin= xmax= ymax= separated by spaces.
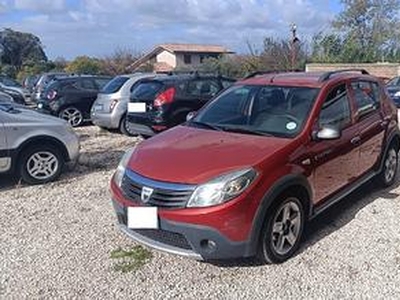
xmin=110 ymin=69 xmax=399 ymax=264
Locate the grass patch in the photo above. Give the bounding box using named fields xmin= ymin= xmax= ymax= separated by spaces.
xmin=110 ymin=245 xmax=153 ymax=273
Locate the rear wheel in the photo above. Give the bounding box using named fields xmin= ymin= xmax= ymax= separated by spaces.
xmin=119 ymin=115 xmax=135 ymax=136
xmin=59 ymin=107 xmax=83 ymax=127
xmin=378 ymin=145 xmax=398 ymax=187
xmin=257 ymin=194 xmax=305 ymax=264
xmin=19 ymin=145 xmax=64 ymax=185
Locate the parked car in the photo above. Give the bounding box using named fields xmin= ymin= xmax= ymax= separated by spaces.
xmin=22 ymin=74 xmax=39 ymax=93
xmin=0 ymin=91 xmax=13 ymax=103
xmin=0 ymin=76 xmax=30 ymax=104
xmin=386 ymin=76 xmax=400 ymax=107
xmin=37 ymin=75 xmax=112 ymax=127
xmin=0 ymin=102 xmax=79 ymax=184
xmin=110 ymin=69 xmax=399 ymax=263
xmin=32 ymin=72 xmax=70 ymax=102
xmin=126 ymin=73 xmax=235 ymax=136
xmin=91 ymin=73 xmax=163 ymax=135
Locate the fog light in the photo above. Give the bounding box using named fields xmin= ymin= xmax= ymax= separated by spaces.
xmin=200 ymin=239 xmax=217 ymax=253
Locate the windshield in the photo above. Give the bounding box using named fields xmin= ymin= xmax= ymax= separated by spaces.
xmin=191 ymin=85 xmax=319 ymax=138
xmin=387 ymin=77 xmax=400 ymax=86
xmin=100 ymin=76 xmax=127 ymax=93
xmin=131 ymin=81 xmax=163 ymax=101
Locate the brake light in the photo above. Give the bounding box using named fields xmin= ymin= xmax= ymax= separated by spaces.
xmin=154 ymin=87 xmax=175 ymax=107
xmin=47 ymin=90 xmax=57 ymax=100
xmin=110 ymin=99 xmax=119 ymax=112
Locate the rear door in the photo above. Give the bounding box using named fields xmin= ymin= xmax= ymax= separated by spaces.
xmin=349 ymin=80 xmax=385 ymax=175
xmin=77 ymin=78 xmax=100 ymax=116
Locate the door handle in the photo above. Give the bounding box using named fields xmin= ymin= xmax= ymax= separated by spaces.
xmin=351 ymin=136 xmax=361 ymax=145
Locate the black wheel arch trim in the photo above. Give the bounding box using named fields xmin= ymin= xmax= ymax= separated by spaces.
xmin=245 ymin=173 xmax=312 ymax=257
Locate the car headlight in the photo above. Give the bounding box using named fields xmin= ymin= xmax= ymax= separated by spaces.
xmin=187 ymin=168 xmax=258 ymax=208
xmin=394 ymin=91 xmax=400 ymax=97
xmin=113 ymin=148 xmax=135 ymax=187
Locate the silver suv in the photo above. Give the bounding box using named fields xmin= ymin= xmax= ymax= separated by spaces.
xmin=0 ymin=103 xmax=79 ymax=184
xmin=91 ymin=73 xmax=162 ymax=135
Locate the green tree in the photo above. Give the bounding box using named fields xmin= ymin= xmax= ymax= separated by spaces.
xmin=333 ymin=0 xmax=400 ymax=62
xmin=0 ymin=28 xmax=47 ymax=73
xmin=65 ymin=56 xmax=102 ymax=74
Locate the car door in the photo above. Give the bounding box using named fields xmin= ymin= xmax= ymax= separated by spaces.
xmin=0 ymin=112 xmax=9 ymax=172
xmin=310 ymin=83 xmax=361 ymax=204
xmin=349 ymin=80 xmax=385 ymax=175
xmin=78 ymin=78 xmax=99 ymax=117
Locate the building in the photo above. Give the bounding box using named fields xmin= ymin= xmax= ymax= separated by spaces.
xmin=129 ymin=43 xmax=234 ymax=72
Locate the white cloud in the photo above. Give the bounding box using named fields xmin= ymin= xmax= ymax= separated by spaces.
xmin=14 ymin=0 xmax=66 ymax=13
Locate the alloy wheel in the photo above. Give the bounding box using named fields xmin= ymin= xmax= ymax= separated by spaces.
xmin=384 ymin=148 xmax=397 ymax=184
xmin=60 ymin=107 xmax=83 ymax=127
xmin=26 ymin=151 xmax=59 ymax=181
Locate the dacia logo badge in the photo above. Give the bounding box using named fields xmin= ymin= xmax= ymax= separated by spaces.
xmin=141 ymin=186 xmax=154 ymax=203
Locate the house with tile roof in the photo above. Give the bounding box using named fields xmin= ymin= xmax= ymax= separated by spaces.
xmin=130 ymin=43 xmax=234 ymax=72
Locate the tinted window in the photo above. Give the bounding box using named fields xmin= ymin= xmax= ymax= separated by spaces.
xmin=186 ymin=80 xmax=220 ymax=97
xmin=351 ymin=81 xmax=379 ymax=118
xmin=319 ymin=84 xmax=351 ymax=129
xmin=131 ymin=81 xmax=163 ymax=100
xmin=81 ymin=79 xmax=96 ymax=90
xmin=102 ymin=77 xmax=129 ymax=94
xmin=94 ymin=78 xmax=112 ymax=89
xmin=222 ymin=79 xmax=235 ymax=89
xmin=194 ymin=85 xmax=319 ymax=138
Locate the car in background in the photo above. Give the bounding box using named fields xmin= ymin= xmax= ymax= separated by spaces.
xmin=110 ymin=69 xmax=399 ymax=263
xmin=127 ymin=73 xmax=235 ymax=136
xmin=32 ymin=72 xmax=70 ymax=102
xmin=0 ymin=102 xmax=79 ymax=184
xmin=0 ymin=91 xmax=13 ymax=103
xmin=386 ymin=76 xmax=400 ymax=107
xmin=91 ymin=73 xmax=164 ymax=135
xmin=0 ymin=76 xmax=30 ymax=104
xmin=22 ymin=74 xmax=39 ymax=93
xmin=37 ymin=75 xmax=112 ymax=126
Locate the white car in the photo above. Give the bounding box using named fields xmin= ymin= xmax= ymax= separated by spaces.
xmin=0 ymin=103 xmax=80 ymax=184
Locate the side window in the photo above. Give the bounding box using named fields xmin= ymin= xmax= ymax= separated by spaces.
xmin=94 ymin=78 xmax=110 ymax=89
xmin=221 ymin=79 xmax=235 ymax=89
xmin=81 ymin=79 xmax=96 ymax=90
xmin=186 ymin=80 xmax=220 ymax=97
xmin=350 ymin=81 xmax=379 ymax=118
xmin=319 ymin=84 xmax=351 ymax=129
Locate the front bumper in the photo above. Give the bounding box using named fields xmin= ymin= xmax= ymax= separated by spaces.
xmin=111 ymin=198 xmax=250 ymax=260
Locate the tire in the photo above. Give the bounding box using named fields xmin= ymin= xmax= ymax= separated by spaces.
xmin=119 ymin=115 xmax=134 ymax=136
xmin=19 ymin=145 xmax=64 ymax=185
xmin=59 ymin=107 xmax=84 ymax=127
xmin=377 ymin=144 xmax=398 ymax=187
xmin=257 ymin=193 xmax=306 ymax=264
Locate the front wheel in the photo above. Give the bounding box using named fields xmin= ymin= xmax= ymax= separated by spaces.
xmin=19 ymin=145 xmax=64 ymax=185
xmin=257 ymin=194 xmax=305 ymax=264
xmin=378 ymin=145 xmax=398 ymax=187
xmin=119 ymin=115 xmax=135 ymax=136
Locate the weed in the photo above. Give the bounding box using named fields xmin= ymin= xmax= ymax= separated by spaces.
xmin=110 ymin=245 xmax=153 ymax=273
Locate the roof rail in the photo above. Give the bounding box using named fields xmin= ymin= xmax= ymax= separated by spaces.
xmin=244 ymin=69 xmax=302 ymax=79
xmin=319 ymin=69 xmax=369 ymax=82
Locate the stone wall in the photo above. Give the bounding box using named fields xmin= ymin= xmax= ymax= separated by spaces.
xmin=306 ymin=63 xmax=400 ymax=79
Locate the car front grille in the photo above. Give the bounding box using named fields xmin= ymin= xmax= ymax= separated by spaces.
xmin=121 ymin=170 xmax=196 ymax=209
xmin=132 ymin=229 xmax=192 ymax=250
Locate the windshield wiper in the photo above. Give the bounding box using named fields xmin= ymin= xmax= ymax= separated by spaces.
xmin=189 ymin=121 xmax=223 ymax=131
xmin=219 ymin=125 xmax=272 ymax=137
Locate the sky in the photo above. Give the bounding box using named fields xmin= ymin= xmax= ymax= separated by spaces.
xmin=0 ymin=0 xmax=341 ymax=60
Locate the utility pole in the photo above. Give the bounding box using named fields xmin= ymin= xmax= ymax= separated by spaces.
xmin=290 ymin=23 xmax=300 ymax=71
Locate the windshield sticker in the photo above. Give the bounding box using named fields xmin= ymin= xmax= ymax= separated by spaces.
xmin=286 ymin=122 xmax=297 ymax=131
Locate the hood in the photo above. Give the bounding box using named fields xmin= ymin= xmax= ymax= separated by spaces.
xmin=128 ymin=125 xmax=291 ymax=184
xmin=7 ymin=106 xmax=68 ymax=125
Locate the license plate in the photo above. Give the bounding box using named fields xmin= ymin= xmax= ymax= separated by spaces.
xmin=128 ymin=102 xmax=146 ymax=113
xmin=37 ymin=103 xmax=43 ymax=109
xmin=94 ymin=104 xmax=103 ymax=112
xmin=127 ymin=207 xmax=158 ymax=229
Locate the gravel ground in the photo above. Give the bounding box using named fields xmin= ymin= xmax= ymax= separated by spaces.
xmin=1 ymin=125 xmax=400 ymax=299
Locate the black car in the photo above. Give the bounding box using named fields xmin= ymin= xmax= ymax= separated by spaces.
xmin=127 ymin=73 xmax=235 ymax=136
xmin=37 ymin=75 xmax=112 ymax=126
xmin=386 ymin=76 xmax=400 ymax=107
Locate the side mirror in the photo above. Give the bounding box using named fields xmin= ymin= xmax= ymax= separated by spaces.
xmin=314 ymin=125 xmax=341 ymax=141
xmin=186 ymin=111 xmax=197 ymax=121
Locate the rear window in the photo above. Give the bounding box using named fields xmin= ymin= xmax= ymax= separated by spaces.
xmin=131 ymin=81 xmax=163 ymax=100
xmin=101 ymin=77 xmax=129 ymax=94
